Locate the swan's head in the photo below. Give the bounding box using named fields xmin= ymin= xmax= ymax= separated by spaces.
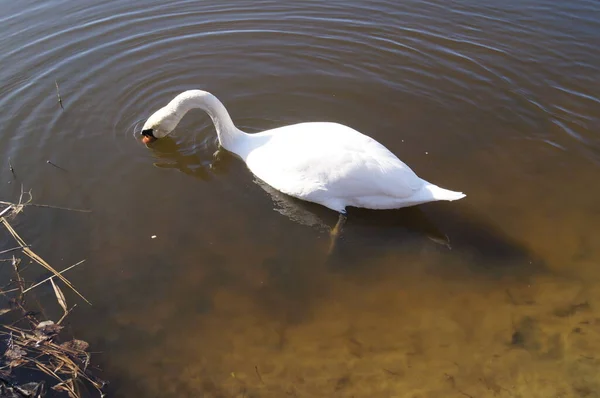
xmin=141 ymin=106 xmax=179 ymax=144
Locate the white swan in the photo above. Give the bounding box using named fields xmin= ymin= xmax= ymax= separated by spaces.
xmin=141 ymin=90 xmax=465 ymax=215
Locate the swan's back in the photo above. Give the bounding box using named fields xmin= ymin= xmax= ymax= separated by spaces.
xmin=241 ymin=122 xmax=429 ymax=211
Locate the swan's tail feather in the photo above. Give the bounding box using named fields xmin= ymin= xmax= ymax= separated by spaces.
xmin=424 ymin=184 xmax=466 ymax=201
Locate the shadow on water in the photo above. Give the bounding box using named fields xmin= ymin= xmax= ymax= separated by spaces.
xmin=264 ymin=188 xmax=544 ymax=281
xmin=148 ymin=135 xmax=543 ymax=279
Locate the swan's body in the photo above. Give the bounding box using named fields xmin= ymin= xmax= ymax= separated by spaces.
xmin=141 ymin=90 xmax=465 ymax=213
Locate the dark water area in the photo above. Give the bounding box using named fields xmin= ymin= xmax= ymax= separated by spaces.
xmin=1 ymin=0 xmax=600 ymax=396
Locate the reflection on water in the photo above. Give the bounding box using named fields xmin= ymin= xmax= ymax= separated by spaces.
xmin=149 ymin=136 xmax=216 ymax=180
xmin=1 ymin=0 xmax=600 ymax=396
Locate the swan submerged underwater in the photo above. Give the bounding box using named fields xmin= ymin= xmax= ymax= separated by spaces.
xmin=140 ymin=89 xmax=465 ymax=250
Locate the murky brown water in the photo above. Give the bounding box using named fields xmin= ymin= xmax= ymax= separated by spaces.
xmin=1 ymin=0 xmax=600 ymax=396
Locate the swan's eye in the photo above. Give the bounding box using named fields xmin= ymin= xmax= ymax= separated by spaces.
xmin=141 ymin=129 xmax=155 ymax=138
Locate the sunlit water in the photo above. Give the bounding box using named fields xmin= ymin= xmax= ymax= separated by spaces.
xmin=1 ymin=0 xmax=600 ymax=396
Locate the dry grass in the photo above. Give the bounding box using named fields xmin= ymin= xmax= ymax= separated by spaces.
xmin=0 ymin=187 xmax=105 ymax=397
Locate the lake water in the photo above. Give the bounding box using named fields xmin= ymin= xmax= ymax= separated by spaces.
xmin=1 ymin=0 xmax=600 ymax=396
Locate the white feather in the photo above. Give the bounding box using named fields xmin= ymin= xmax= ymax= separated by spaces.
xmin=142 ymin=90 xmax=465 ymax=213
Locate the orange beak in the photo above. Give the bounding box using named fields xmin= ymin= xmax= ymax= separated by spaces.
xmin=142 ymin=135 xmax=156 ymax=144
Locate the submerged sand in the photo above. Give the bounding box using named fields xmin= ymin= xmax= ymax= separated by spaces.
xmin=83 ymin=243 xmax=599 ymax=398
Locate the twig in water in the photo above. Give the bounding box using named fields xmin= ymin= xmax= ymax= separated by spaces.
xmin=0 ymin=200 xmax=91 ymax=213
xmin=12 ymin=256 xmax=24 ymax=304
xmin=445 ymin=373 xmax=475 ymax=398
xmin=57 ymin=304 xmax=77 ymax=325
xmin=0 ymin=246 xmax=29 ymax=255
xmin=55 ymin=80 xmax=63 ymax=109
xmin=255 ymin=365 xmax=264 ymax=384
xmin=26 ymin=203 xmax=90 ymax=213
xmin=1 ymin=219 xmax=91 ymax=305
xmin=458 ymin=390 xmax=475 ymax=398
xmin=8 ymin=157 xmax=15 ymax=178
xmin=0 ymin=205 xmax=13 ymax=218
xmin=383 ymin=368 xmax=402 ymax=377
xmin=2 ymin=185 xmax=34 ymax=218
xmin=50 ymin=278 xmax=68 ymax=315
xmin=0 ymin=189 xmax=104 ymax=397
xmin=46 ymin=160 xmax=68 ymax=172
xmin=23 ymin=259 xmax=86 ymax=294
xmin=506 ymin=289 xmax=517 ymax=305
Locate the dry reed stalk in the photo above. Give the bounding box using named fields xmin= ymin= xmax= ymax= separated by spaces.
xmin=55 ymin=80 xmax=63 ymax=110
xmin=0 ymin=206 xmax=13 ymax=219
xmin=0 ymin=219 xmax=91 ymax=305
xmin=50 ymin=279 xmax=67 ymax=314
xmin=0 ymin=246 xmax=24 ymax=255
xmin=0 ymin=191 xmax=91 ymax=213
xmin=0 ymin=201 xmax=90 ymax=213
xmin=8 ymin=158 xmax=15 ymax=178
xmin=0 ymin=323 xmax=104 ymax=396
xmin=46 ymin=160 xmax=68 ymax=172
xmin=0 ymin=188 xmax=91 ymax=304
xmin=22 ymin=260 xmax=85 ymax=294
xmin=0 ymin=189 xmax=105 ymax=397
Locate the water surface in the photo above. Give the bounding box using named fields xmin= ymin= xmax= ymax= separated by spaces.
xmin=1 ymin=0 xmax=600 ymax=396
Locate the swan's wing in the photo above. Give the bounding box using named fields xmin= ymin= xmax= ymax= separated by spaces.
xmin=244 ymin=122 xmax=424 ymax=200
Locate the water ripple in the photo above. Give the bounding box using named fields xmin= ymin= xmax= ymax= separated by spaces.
xmin=0 ymin=0 xmax=599 ymax=183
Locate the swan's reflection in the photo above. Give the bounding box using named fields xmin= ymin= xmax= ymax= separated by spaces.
xmin=148 ymin=136 xmax=450 ymax=247
xmin=254 ymin=175 xmax=452 ymax=253
xmin=147 ymin=134 xmax=242 ymax=178
xmin=254 ymin=177 xmax=332 ymax=232
xmin=146 ymin=137 xmax=537 ymax=271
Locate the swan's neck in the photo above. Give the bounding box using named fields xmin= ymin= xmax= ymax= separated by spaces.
xmin=168 ymin=90 xmax=245 ymax=151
